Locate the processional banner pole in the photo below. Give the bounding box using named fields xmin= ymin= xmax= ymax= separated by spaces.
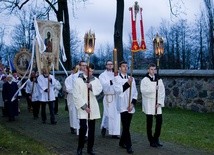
xmin=153 ymin=33 xmax=164 ymax=115
xmin=84 ymin=30 xmax=95 ymax=119
xmin=128 ymin=1 xmax=146 ymax=109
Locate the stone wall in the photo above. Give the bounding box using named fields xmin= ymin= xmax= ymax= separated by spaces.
xmin=55 ymin=70 xmax=214 ymax=113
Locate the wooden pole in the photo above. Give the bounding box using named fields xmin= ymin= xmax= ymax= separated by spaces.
xmin=87 ymin=54 xmax=91 ymax=119
xmin=155 ymin=57 xmax=160 ymax=115
xmin=128 ymin=52 xmax=134 ymax=108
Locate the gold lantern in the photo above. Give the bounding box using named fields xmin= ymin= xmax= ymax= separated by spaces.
xmin=84 ymin=30 xmax=96 ymax=55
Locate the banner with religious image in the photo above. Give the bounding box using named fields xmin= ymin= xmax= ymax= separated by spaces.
xmin=36 ymin=19 xmax=60 ymax=74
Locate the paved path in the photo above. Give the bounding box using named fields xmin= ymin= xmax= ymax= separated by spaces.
xmin=0 ymin=99 xmax=213 ymax=155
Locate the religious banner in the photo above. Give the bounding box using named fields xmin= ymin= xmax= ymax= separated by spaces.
xmin=14 ymin=48 xmax=35 ymax=76
xmin=36 ymin=19 xmax=60 ymax=74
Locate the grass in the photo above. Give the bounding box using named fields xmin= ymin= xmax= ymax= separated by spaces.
xmin=0 ymin=98 xmax=214 ymax=154
xmin=132 ymin=103 xmax=214 ymax=153
xmin=0 ymin=125 xmax=56 ymax=155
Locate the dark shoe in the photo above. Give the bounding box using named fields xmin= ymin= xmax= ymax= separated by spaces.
xmin=150 ymin=142 xmax=158 ymax=147
xmin=87 ymin=150 xmax=95 ymax=155
xmin=51 ymin=121 xmax=57 ymax=125
xmin=127 ymin=147 xmax=134 ymax=154
xmin=156 ymin=141 xmax=163 ymax=147
xmin=112 ymin=135 xmax=120 ymax=139
xmin=70 ymin=127 xmax=76 ymax=134
xmin=42 ymin=121 xmax=46 ymax=124
xmin=77 ymin=148 xmax=82 ymax=155
xmin=101 ymin=127 xmax=106 ymax=137
xmin=119 ymin=143 xmax=127 ymax=149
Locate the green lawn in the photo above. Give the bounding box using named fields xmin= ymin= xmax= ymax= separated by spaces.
xmin=0 ymin=125 xmax=56 ymax=155
xmin=132 ymin=104 xmax=214 ymax=153
xmin=0 ymin=99 xmax=214 ymax=154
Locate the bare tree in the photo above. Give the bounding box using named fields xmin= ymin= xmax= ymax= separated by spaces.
xmin=0 ymin=0 xmax=88 ymax=70
xmin=114 ymin=0 xmax=124 ymax=65
xmin=204 ymin=0 xmax=214 ymax=68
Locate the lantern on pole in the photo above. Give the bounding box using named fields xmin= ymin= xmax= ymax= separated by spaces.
xmin=153 ymin=33 xmax=164 ymax=115
xmin=84 ymin=30 xmax=95 ymax=56
xmin=84 ymin=30 xmax=95 ymax=119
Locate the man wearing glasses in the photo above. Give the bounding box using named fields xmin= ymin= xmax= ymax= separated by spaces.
xmin=99 ymin=60 xmax=121 ymax=139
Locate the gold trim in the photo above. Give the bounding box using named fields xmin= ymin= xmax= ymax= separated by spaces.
xmin=14 ymin=48 xmax=32 ymax=75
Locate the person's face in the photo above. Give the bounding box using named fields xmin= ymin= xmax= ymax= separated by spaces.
xmin=119 ymin=63 xmax=128 ymax=74
xmin=79 ymin=62 xmax=87 ymax=72
xmin=148 ymin=66 xmax=156 ymax=76
xmin=7 ymin=77 xmax=12 ymax=82
xmin=31 ymin=72 xmax=36 ymax=78
xmin=85 ymin=67 xmax=94 ymax=77
xmin=42 ymin=68 xmax=48 ymax=76
xmin=47 ymin=32 xmax=51 ymax=38
xmin=106 ymin=61 xmax=113 ymax=71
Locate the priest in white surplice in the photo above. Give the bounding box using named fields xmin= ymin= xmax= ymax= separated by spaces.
xmin=114 ymin=61 xmax=138 ymax=154
xmin=65 ymin=61 xmax=87 ymax=134
xmin=37 ymin=68 xmax=56 ymax=125
xmin=73 ymin=63 xmax=102 ymax=155
xmin=99 ymin=60 xmax=120 ymax=139
xmin=140 ymin=63 xmax=165 ymax=148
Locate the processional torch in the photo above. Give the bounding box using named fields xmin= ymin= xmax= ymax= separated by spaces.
xmin=128 ymin=1 xmax=146 ymax=108
xmin=153 ymin=33 xmax=164 ymax=115
xmin=84 ymin=30 xmax=95 ymax=119
xmin=113 ymin=48 xmax=118 ymax=76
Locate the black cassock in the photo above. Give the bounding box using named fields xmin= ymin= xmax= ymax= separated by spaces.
xmin=2 ymin=81 xmax=19 ymax=120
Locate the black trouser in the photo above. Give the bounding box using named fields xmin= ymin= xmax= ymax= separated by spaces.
xmin=26 ymin=94 xmax=32 ymax=111
xmin=120 ymin=111 xmax=133 ymax=149
xmin=146 ymin=114 xmax=162 ymax=143
xmin=78 ymin=119 xmax=95 ymax=151
xmin=41 ymin=101 xmax=55 ymax=123
xmin=32 ymin=101 xmax=40 ymax=118
xmin=54 ymin=97 xmax=58 ymax=114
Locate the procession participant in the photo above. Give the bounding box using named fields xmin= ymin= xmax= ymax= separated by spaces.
xmin=37 ymin=67 xmax=56 ymax=125
xmin=99 ymin=60 xmax=120 ymax=139
xmin=140 ymin=63 xmax=165 ymax=147
xmin=62 ymin=82 xmax=68 ymax=111
xmin=12 ymin=70 xmax=22 ymax=113
xmin=73 ymin=63 xmax=102 ymax=155
xmin=0 ymin=75 xmax=7 ymax=117
xmin=53 ymin=78 xmax=62 ymax=115
xmin=114 ymin=61 xmax=138 ymax=154
xmin=25 ymin=71 xmax=40 ymax=119
xmin=2 ymin=74 xmax=19 ymax=121
xmin=65 ymin=61 xmax=85 ymax=134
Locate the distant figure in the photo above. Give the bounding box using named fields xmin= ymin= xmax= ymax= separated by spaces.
xmin=2 ymin=74 xmax=19 ymax=121
xmin=37 ymin=68 xmax=56 ymax=124
xmin=44 ymin=32 xmax=52 ymax=53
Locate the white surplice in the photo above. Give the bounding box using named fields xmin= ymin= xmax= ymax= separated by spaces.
xmin=99 ymin=70 xmax=121 ymax=135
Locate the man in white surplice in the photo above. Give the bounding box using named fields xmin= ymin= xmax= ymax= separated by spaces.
xmin=65 ymin=61 xmax=87 ymax=134
xmin=114 ymin=61 xmax=138 ymax=154
xmin=99 ymin=60 xmax=120 ymax=139
xmin=140 ymin=63 xmax=165 ymax=147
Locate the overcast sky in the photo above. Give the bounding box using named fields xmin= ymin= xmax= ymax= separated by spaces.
xmin=69 ymin=0 xmax=203 ymax=48
xmin=1 ymin=0 xmax=204 ymax=49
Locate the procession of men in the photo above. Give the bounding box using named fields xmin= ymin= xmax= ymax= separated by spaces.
xmin=0 ymin=57 xmax=165 ymax=155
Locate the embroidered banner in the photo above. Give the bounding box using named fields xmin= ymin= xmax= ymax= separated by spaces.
xmin=36 ymin=20 xmax=60 ymax=74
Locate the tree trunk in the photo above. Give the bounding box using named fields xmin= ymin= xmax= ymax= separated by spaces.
xmin=114 ymin=0 xmax=124 ymax=65
xmin=57 ymin=0 xmax=71 ymax=70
